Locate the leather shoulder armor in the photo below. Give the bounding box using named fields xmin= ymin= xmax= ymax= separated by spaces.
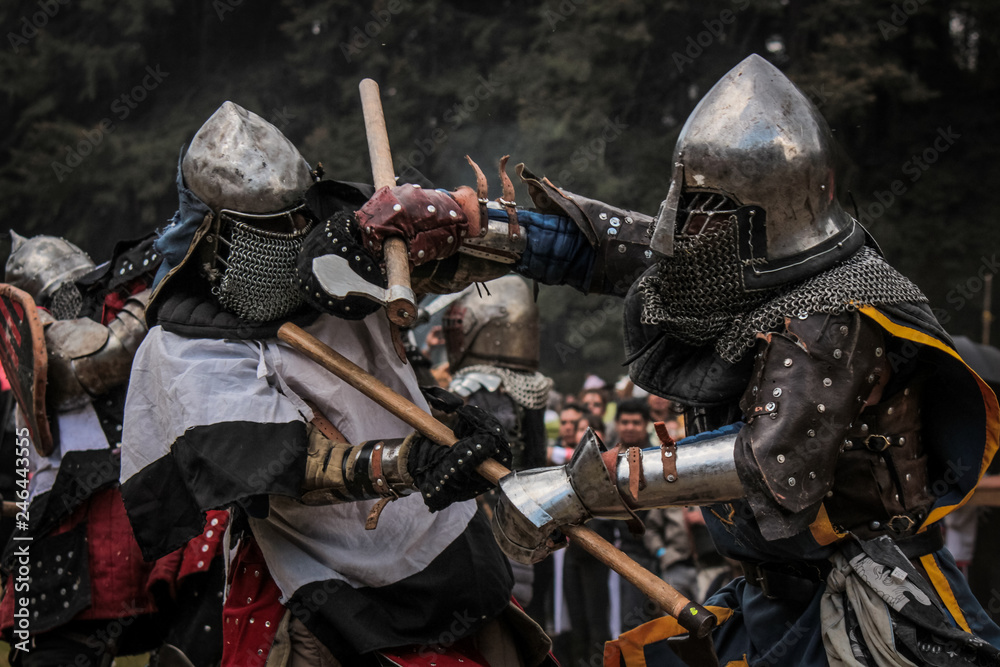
xmin=735 ymin=311 xmax=887 ymax=540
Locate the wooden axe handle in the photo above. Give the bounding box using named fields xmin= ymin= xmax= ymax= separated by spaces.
xmin=359 ymin=78 xmax=417 ymax=325
xmin=277 ymin=321 xmax=717 ymax=639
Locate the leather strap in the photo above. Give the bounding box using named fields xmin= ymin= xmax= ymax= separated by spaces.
xmin=626 ymin=446 xmax=646 ymax=502
xmin=466 ymin=154 xmax=489 ymax=236
xmin=307 ymin=401 xmax=349 ymax=444
xmin=655 ymin=422 xmax=678 ymax=483
xmin=498 ymin=155 xmax=519 ymax=238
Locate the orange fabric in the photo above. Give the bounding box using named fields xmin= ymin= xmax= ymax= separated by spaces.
xmin=604 ymin=606 xmax=734 ymax=667
xmin=919 ymin=553 xmax=972 ymax=634
xmin=808 ymin=503 xmax=847 ymax=546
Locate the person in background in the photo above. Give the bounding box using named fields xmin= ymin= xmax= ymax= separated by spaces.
xmin=547 ymin=403 xmax=585 ymax=464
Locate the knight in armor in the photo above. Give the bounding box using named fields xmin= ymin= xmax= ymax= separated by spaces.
xmin=0 ymin=233 xmax=228 ymax=667
xmin=119 ymin=101 xmax=553 ymax=667
xmin=353 ymin=55 xmax=1000 ymax=665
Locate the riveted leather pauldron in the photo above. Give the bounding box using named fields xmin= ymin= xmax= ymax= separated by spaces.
xmin=826 ymin=382 xmax=932 ymax=539
xmin=735 ymin=311 xmax=887 ymax=540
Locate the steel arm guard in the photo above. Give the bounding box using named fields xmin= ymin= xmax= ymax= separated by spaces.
xmin=45 ymin=289 xmax=151 ymax=411
xmin=492 ymin=427 xmax=742 ymax=564
xmin=301 ymin=429 xmax=416 ymax=505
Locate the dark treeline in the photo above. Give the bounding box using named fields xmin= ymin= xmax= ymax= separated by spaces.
xmin=2 ymin=0 xmax=998 ymax=389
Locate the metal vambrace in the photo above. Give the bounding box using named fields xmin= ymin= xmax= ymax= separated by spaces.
xmin=45 ymin=289 xmax=151 ymax=411
xmin=493 ymin=428 xmax=743 ymax=564
xmin=301 ymin=428 xmax=417 ymax=506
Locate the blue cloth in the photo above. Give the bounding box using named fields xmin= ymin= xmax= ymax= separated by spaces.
xmin=483 ymin=208 xmax=596 ymax=292
xmin=152 ymin=147 xmax=212 ymax=288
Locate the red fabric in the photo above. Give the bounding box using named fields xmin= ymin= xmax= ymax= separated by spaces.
xmin=357 ymin=185 xmax=467 ymax=266
xmin=0 ymin=488 xmax=160 ymax=630
xmin=0 ymin=364 xmax=9 ymax=391
xmin=101 ymin=279 xmax=147 ymax=325
xmin=222 ymin=537 xmax=284 ymax=667
xmin=147 ymin=510 xmax=229 ymax=600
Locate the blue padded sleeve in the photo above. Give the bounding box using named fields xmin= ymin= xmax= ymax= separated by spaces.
xmin=486 ymin=208 xmax=596 ymax=292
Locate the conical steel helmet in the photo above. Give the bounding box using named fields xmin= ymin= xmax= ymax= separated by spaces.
xmin=443 ymin=276 xmax=540 ymax=372
xmin=5 ymin=231 xmax=95 ymax=304
xmin=650 ymin=54 xmax=864 ymax=288
xmin=181 ymin=101 xmax=313 ymax=214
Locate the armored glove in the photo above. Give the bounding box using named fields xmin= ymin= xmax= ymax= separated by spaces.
xmin=357 ymin=184 xmax=480 ymax=266
xmin=296 ymin=210 xmax=386 ymax=320
xmin=492 ymin=429 xmax=633 ymax=564
xmin=406 ymin=387 xmax=511 ymax=511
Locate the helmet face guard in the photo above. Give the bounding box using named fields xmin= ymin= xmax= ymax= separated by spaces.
xmin=650 ymin=54 xmax=864 ymax=288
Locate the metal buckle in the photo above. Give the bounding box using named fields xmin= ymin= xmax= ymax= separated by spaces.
xmin=864 ymin=434 xmax=892 ymax=452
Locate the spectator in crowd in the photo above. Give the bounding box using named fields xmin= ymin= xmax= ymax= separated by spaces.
xmin=547 ymin=403 xmax=585 ymax=464
xmin=610 ymin=399 xmax=660 ymax=632
xmin=647 ymin=394 xmax=685 ymax=440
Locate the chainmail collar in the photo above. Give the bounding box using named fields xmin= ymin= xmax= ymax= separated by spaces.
xmin=450 ymin=364 xmax=553 ymax=410
xmin=640 ymin=245 xmax=928 ymax=363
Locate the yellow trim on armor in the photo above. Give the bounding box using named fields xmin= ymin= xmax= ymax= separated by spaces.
xmin=919 ymin=553 xmax=972 ymax=633
xmin=605 ymin=606 xmax=734 ymax=667
xmin=858 ymin=306 xmax=1000 ymax=526
xmin=808 ymin=503 xmax=848 ymax=546
xmin=724 ymin=658 xmax=750 ymax=667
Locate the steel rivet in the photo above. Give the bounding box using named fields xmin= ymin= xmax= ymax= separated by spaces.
xmin=666 ymin=474 xmax=676 ymax=482
xmin=393 ymin=204 xmax=402 ymax=212
xmin=823 ymin=378 xmax=832 ymax=387
xmin=607 ymin=228 xmax=618 ymax=236
xmin=417 ymin=249 xmax=425 ymax=258
xmin=644 ymin=250 xmax=653 ymax=258
xmin=875 ymin=347 xmax=883 ymax=357
xmin=427 ymin=205 xmax=436 ymax=213
xmin=833 ymin=349 xmax=842 ymax=359
xmin=665 ymin=451 xmax=673 ymax=458
xmin=599 ymin=212 xmax=608 ymax=220
xmin=788 ymin=477 xmax=796 ymax=486
xmin=807 ymin=429 xmax=816 ymax=437
xmin=783 ymin=358 xmax=793 ymax=367
xmin=617 ymin=244 xmax=626 ymax=253
xmin=777 ymin=454 xmax=786 ymax=463
xmin=809 ymin=472 xmax=816 ymax=479
xmin=765 ymin=401 xmax=775 ymax=411
xmin=772 ymin=388 xmax=782 ymax=397
xmin=817 ymin=404 xmax=826 ymax=413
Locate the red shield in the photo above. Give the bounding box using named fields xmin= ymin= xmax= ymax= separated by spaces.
xmin=0 ymin=284 xmax=53 ymax=456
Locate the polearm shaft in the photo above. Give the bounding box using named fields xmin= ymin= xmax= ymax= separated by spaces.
xmin=359 ymin=79 xmax=417 ymax=326
xmin=277 ymin=321 xmax=717 ymax=638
